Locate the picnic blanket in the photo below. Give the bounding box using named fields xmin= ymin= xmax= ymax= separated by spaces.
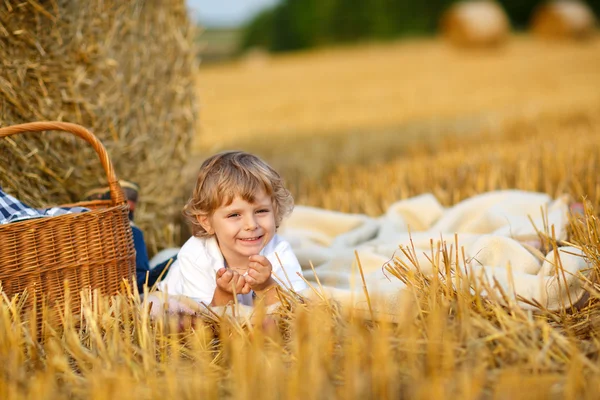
xmin=277 ymin=190 xmax=592 ymax=321
xmin=149 ymin=190 xmax=592 ymax=322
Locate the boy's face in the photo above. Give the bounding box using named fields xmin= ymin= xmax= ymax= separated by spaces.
xmin=198 ymin=189 xmax=276 ymax=268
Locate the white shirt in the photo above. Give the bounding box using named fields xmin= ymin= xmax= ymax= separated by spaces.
xmin=157 ymin=234 xmax=307 ymax=306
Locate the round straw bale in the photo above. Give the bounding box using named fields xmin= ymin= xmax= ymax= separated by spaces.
xmin=531 ymin=0 xmax=597 ymax=40
xmin=440 ymin=1 xmax=510 ymax=47
xmin=0 ymin=1 xmax=199 ymax=252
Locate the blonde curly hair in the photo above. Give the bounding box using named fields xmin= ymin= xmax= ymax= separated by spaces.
xmin=183 ymin=151 xmax=294 ymax=237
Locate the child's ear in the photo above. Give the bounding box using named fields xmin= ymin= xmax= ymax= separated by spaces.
xmin=197 ymin=215 xmax=213 ymax=234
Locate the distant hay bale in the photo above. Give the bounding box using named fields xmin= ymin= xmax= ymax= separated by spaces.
xmin=440 ymin=1 xmax=510 ymax=47
xmin=241 ymin=48 xmax=271 ymax=69
xmin=0 ymin=1 xmax=199 ymax=252
xmin=531 ymin=0 xmax=597 ymax=40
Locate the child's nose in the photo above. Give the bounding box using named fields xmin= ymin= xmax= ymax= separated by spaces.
xmin=245 ymin=215 xmax=258 ymax=230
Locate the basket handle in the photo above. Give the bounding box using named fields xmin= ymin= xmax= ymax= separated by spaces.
xmin=0 ymin=121 xmax=126 ymax=205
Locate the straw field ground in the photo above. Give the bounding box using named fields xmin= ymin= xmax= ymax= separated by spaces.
xmin=3 ymin=35 xmax=600 ymax=398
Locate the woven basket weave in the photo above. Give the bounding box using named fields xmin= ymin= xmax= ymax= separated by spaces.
xmin=0 ymin=122 xmax=135 ymax=323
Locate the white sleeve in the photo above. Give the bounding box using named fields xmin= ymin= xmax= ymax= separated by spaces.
xmin=268 ymin=240 xmax=308 ymax=293
xmin=161 ymin=251 xmax=217 ymax=305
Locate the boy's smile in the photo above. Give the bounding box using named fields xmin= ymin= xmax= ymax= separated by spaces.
xmin=198 ymin=189 xmax=275 ymax=269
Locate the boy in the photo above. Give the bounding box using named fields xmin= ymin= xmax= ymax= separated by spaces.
xmin=155 ymin=151 xmax=306 ymax=310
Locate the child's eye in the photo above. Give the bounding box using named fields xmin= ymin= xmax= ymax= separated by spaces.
xmin=256 ymin=209 xmax=270 ymax=214
xmin=227 ymin=213 xmax=240 ymax=218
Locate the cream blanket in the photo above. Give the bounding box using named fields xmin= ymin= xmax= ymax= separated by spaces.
xmin=278 ymin=190 xmax=592 ymax=321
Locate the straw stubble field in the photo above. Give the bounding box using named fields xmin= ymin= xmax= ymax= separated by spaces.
xmin=3 ymin=35 xmax=600 ymax=398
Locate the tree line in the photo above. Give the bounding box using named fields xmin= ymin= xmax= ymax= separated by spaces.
xmin=240 ymin=0 xmax=600 ymax=52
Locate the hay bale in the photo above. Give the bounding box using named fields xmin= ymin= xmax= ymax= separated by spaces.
xmin=531 ymin=0 xmax=597 ymax=40
xmin=440 ymin=1 xmax=510 ymax=47
xmin=0 ymin=1 xmax=199 ymax=252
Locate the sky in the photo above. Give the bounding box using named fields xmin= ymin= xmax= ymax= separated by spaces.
xmin=186 ymin=0 xmax=280 ymax=28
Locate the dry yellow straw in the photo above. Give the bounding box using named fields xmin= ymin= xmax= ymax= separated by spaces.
xmin=309 ymin=260 xmax=331 ymax=308
xmin=231 ymin=278 xmax=239 ymax=318
xmin=354 ymin=250 xmax=374 ymax=321
xmin=295 ymin=272 xmax=325 ymax=301
xmin=150 ymin=257 xmax=175 ymax=293
xmin=552 ymin=225 xmax=575 ymax=313
xmin=274 ymin=253 xmax=295 ymax=291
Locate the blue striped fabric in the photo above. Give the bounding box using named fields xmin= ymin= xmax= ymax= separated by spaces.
xmin=0 ymin=187 xmax=89 ymax=225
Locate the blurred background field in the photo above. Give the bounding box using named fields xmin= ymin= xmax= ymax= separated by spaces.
xmin=198 ymin=36 xmax=600 ymax=148
xmin=3 ymin=0 xmax=600 ymax=398
xmin=195 ymin=35 xmax=600 ymax=193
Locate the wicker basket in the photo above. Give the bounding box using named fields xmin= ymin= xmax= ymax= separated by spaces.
xmin=0 ymin=121 xmax=136 ymax=324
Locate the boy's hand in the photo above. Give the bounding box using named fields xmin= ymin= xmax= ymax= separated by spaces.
xmin=216 ymin=268 xmax=251 ymax=295
xmin=245 ymin=255 xmax=275 ymax=291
